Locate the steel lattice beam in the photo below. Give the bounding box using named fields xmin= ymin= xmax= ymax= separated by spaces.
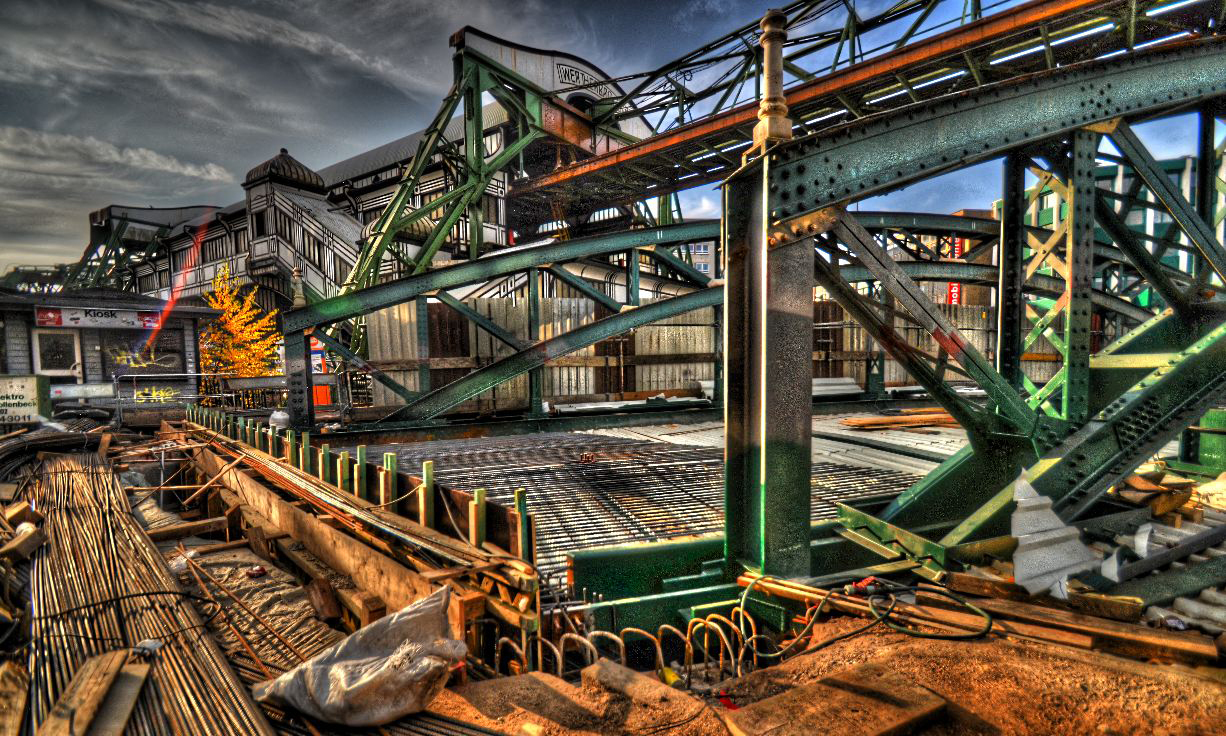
xmin=767 ymin=38 xmax=1226 ymax=223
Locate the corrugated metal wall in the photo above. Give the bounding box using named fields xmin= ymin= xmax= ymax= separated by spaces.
xmin=634 ymin=299 xmax=716 ymax=392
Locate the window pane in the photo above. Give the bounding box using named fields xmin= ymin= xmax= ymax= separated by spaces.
xmin=37 ymin=333 xmax=77 ymax=371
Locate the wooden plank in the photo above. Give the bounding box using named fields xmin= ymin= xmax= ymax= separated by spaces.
xmin=305 ymin=578 xmax=342 ymax=621
xmin=195 ymin=445 xmax=529 ymax=633
xmin=915 ymin=589 xmax=1218 ymax=664
xmin=0 ymin=525 xmax=46 ymax=561
xmin=0 ymin=661 xmax=28 ymax=736
xmin=145 ymin=517 xmax=226 ymax=543
xmin=37 ymin=650 xmax=128 ymax=736
xmin=721 ymin=661 xmax=945 ymax=736
xmin=86 ymin=660 xmax=150 ymax=736
xmin=944 ymin=571 xmax=1143 ymax=622
xmin=273 ymin=538 xmax=385 ymax=626
xmin=3 ymin=501 xmax=41 ymax=527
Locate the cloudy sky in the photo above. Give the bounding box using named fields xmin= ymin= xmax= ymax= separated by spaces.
xmin=0 ymin=0 xmax=1199 ymax=273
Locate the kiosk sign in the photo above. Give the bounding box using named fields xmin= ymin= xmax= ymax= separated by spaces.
xmin=36 ymin=307 xmax=159 ymax=329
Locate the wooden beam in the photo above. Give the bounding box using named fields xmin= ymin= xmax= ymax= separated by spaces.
xmin=87 ymin=660 xmax=151 ymax=736
xmin=146 ymin=517 xmax=227 ymax=543
xmin=273 ymin=538 xmax=386 ymax=626
xmin=194 ymin=446 xmax=473 ymax=636
xmin=37 ymin=650 xmax=128 ymax=736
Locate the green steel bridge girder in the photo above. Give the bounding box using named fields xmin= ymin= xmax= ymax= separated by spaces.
xmin=287 ymin=222 xmax=719 ymax=332
xmin=283 ymin=241 xmax=1159 ymax=428
xmin=393 ymin=286 xmax=722 ymax=421
xmin=766 ymin=38 xmax=1226 ymax=228
xmin=287 ymin=217 xmax=1158 ymax=336
xmin=720 ymin=38 xmax=1226 ymax=573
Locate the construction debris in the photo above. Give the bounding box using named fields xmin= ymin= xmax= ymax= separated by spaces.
xmin=1011 ymin=477 xmax=1101 ymax=597
xmin=254 ymin=587 xmax=465 ymax=726
xmin=24 ymin=454 xmax=272 ymax=734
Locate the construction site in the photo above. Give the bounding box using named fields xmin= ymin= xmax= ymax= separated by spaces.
xmin=2 ymin=0 xmax=1226 ymax=733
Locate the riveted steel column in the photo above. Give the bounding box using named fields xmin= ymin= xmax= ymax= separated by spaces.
xmin=416 ymin=298 xmax=431 ymax=393
xmin=723 ymin=159 xmax=812 ymax=578
xmin=997 ymin=153 xmax=1027 ymax=389
xmin=1195 ymin=105 xmax=1218 ymax=281
xmin=625 ymin=250 xmax=640 ymax=307
xmin=528 ymin=267 xmax=543 ymax=417
xmin=285 ymin=329 xmax=314 ymax=429
xmin=1064 ymin=131 xmax=1097 ymax=425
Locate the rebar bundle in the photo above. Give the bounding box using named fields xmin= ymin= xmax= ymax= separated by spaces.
xmin=25 ymin=453 xmax=273 ymax=735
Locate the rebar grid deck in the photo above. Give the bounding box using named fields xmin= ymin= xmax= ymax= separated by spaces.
xmin=347 ymin=433 xmax=917 ymax=582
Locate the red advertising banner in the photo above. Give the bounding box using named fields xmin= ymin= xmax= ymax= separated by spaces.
xmin=946 ymin=237 xmax=964 ymax=304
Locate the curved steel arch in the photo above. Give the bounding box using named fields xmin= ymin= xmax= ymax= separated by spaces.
xmin=392 ymin=259 xmax=1150 ymax=421
xmin=286 ymin=221 xmax=720 ymax=332
xmin=397 ymin=287 xmax=722 ymax=420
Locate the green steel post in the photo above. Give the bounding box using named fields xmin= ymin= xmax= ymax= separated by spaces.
xmin=514 ymin=487 xmax=531 ymax=562
xmin=300 ymin=431 xmax=312 ymax=475
xmin=1064 ymin=130 xmax=1097 ymax=424
xmin=285 ymin=329 xmax=315 ymax=429
xmin=337 ymin=451 xmax=351 ymax=493
xmin=527 ymin=268 xmax=543 ymax=417
xmin=1195 ymin=105 xmax=1217 ymax=281
xmin=383 ymin=453 xmax=399 ymax=514
xmin=625 ymin=249 xmax=641 ymax=307
xmin=997 ymin=152 xmax=1027 ymax=388
xmin=464 ymin=59 xmax=485 ymax=260
xmin=355 ymin=445 xmax=368 ymax=500
xmin=469 ymin=488 xmax=487 ymax=547
xmin=420 ymin=460 xmax=435 ymax=528
xmin=416 ymin=298 xmax=431 ymax=393
xmin=286 ymin=430 xmax=297 ymax=468
xmin=320 ymin=444 xmax=332 ymax=484
xmin=722 ymin=161 xmax=812 ymax=578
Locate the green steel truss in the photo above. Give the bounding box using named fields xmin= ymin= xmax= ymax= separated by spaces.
xmin=279 ymin=2 xmax=1226 ymax=632
xmin=756 ymin=38 xmax=1226 ymax=577
xmin=570 ymin=34 xmax=1226 ymax=632
xmin=283 ymin=213 xmax=1155 ymax=428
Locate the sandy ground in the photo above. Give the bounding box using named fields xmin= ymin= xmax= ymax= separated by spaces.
xmin=716 ymin=617 xmax=1226 ymax=736
xmin=430 ymin=614 xmax=1226 ymax=736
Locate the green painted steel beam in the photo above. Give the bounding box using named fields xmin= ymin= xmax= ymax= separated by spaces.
xmin=640 ymin=244 xmax=711 ymax=285
xmin=310 ymin=327 xmax=420 ymax=404
xmin=834 ymin=211 xmax=1037 ymax=435
xmin=435 ymin=292 xmax=528 ymax=350
xmin=286 ymin=222 xmax=718 ymax=331
xmin=395 ymin=287 xmax=721 ymax=420
xmin=766 ymin=38 xmax=1226 ymax=223
xmin=1108 ymin=120 xmax=1226 ymax=283
xmin=545 ymin=265 xmax=623 ymax=313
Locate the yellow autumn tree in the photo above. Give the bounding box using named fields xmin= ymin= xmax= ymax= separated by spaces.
xmin=200 ymin=264 xmax=280 ymax=380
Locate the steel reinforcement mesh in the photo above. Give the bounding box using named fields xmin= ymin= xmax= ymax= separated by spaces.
xmin=349 ymin=433 xmax=918 ymax=583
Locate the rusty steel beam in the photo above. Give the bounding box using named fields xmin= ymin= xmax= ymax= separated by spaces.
xmin=513 ymin=0 xmax=1115 ymax=198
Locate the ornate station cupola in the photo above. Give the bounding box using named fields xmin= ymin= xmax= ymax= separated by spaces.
xmin=243 ymin=148 xmax=326 ymax=194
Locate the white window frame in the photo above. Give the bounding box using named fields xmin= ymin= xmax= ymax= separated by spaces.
xmin=32 ymin=329 xmax=82 ymax=383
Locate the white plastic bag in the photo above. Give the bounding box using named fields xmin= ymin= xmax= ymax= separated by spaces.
xmin=253 ymin=587 xmax=465 ymax=726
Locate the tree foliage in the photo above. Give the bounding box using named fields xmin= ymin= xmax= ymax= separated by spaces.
xmin=200 ymin=264 xmax=280 ymax=378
